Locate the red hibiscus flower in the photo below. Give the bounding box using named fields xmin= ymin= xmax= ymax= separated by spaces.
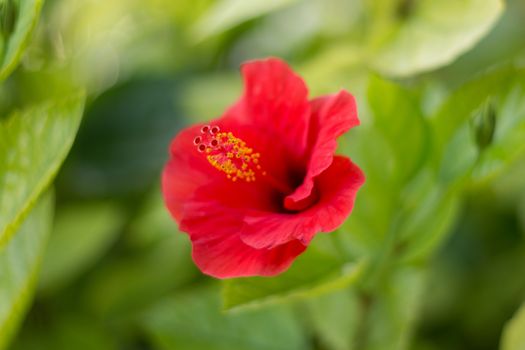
xmin=162 ymin=58 xmax=365 ymax=279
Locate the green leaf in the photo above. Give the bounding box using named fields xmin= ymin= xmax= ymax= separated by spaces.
xmin=305 ymin=289 xmax=359 ymax=350
xmin=338 ymin=126 xmax=398 ymax=257
xmin=370 ymin=0 xmax=504 ymax=77
xmin=438 ymin=121 xmax=479 ymax=183
xmin=0 ymin=0 xmax=44 ymax=80
xmin=142 ymin=286 xmax=309 ymax=350
xmin=367 ymin=75 xmax=429 ymax=183
xmin=192 ymin=0 xmax=299 ymax=41
xmin=222 ymin=248 xmax=365 ymax=311
xmin=0 ymin=93 xmax=85 ymax=247
xmin=0 ymin=192 xmax=53 ymax=350
xmin=359 ymin=267 xmax=426 ymax=350
xmin=338 ymin=75 xmax=429 ymax=259
xmin=38 ymin=202 xmax=125 ymax=294
xmin=396 ymin=170 xmax=461 ymax=263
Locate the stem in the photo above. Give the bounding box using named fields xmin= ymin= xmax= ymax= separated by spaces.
xmin=351 ymin=212 xmax=405 ymax=349
xmin=364 ymin=212 xmax=404 ymax=291
xmin=353 ymin=291 xmax=373 ymax=350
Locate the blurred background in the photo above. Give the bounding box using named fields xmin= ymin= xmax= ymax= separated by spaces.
xmin=1 ymin=0 xmax=525 ymax=349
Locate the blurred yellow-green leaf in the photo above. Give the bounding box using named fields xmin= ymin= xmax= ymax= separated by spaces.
xmin=370 ymin=0 xmax=504 ymax=77
xmin=0 ymin=0 xmax=44 ymax=80
xmin=501 ymin=302 xmax=525 ymax=350
xmin=0 ymin=192 xmax=53 ymax=350
xmin=192 ymin=0 xmax=299 ymax=41
xmin=0 ymin=93 xmax=85 ymax=247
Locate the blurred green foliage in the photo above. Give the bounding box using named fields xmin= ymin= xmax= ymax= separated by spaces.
xmin=0 ymin=0 xmax=525 ymax=349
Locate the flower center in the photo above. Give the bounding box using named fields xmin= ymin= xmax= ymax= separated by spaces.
xmin=194 ymin=125 xmax=265 ymax=182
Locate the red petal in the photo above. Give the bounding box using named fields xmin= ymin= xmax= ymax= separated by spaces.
xmin=234 ymin=58 xmax=311 ymax=158
xmin=180 ymin=202 xmax=306 ymax=278
xmin=285 ymin=90 xmax=359 ymax=209
xmin=240 ymin=156 xmax=365 ymax=249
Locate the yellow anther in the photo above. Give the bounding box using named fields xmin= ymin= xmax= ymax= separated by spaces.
xmin=197 ymin=127 xmax=263 ymax=183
